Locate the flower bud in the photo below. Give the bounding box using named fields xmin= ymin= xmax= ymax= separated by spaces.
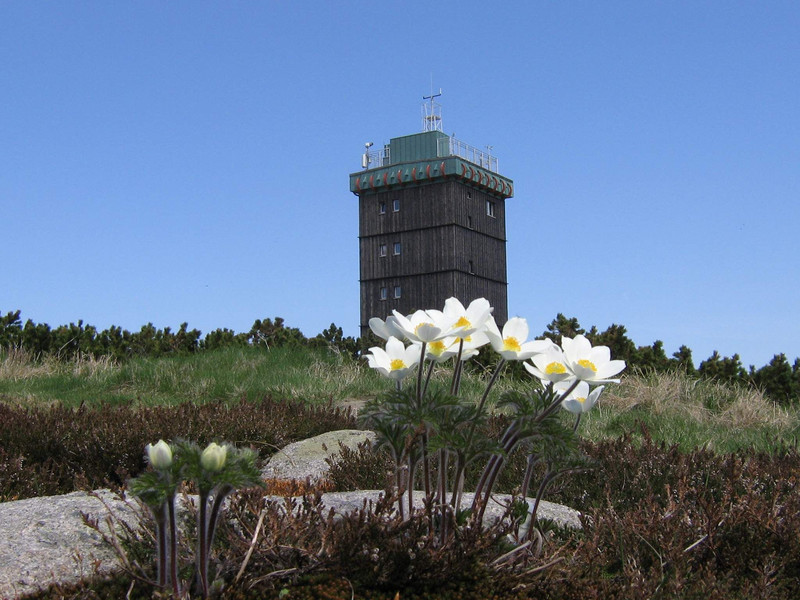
xmin=200 ymin=442 xmax=227 ymax=472
xmin=146 ymin=440 xmax=173 ymax=471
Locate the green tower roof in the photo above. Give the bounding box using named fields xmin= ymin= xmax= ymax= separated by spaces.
xmin=350 ymin=131 xmax=513 ymax=199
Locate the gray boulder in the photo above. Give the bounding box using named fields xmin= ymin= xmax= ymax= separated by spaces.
xmin=0 ymin=430 xmax=582 ymax=598
xmin=261 ymin=429 xmax=376 ymax=483
xmin=268 ymin=490 xmax=582 ymax=531
xmin=0 ymin=489 xmax=139 ymax=599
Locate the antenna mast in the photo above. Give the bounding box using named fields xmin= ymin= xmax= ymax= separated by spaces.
xmin=422 ymin=89 xmax=443 ymax=132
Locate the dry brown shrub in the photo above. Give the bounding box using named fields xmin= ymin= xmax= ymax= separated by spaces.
xmin=529 ymin=437 xmax=800 ymax=599
xmin=602 ymin=370 xmax=791 ymax=429
xmin=0 ymin=396 xmax=357 ymax=501
xmin=263 ymin=477 xmax=335 ymax=497
xmin=0 ymin=347 xmax=115 ymax=383
xmin=0 ymin=347 xmax=51 ymax=380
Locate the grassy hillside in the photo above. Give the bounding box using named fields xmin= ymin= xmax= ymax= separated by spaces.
xmin=1 ymin=344 xmax=797 ymax=453
xmin=4 ymin=345 xmax=799 ymax=598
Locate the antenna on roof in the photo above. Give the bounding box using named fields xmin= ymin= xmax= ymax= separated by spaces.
xmin=422 ymin=88 xmax=443 ymax=132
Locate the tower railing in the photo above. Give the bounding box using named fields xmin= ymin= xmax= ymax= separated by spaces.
xmin=360 ymin=137 xmax=499 ymax=173
xmin=438 ymin=136 xmax=499 ymax=172
xmin=362 ymin=146 xmax=392 ymax=169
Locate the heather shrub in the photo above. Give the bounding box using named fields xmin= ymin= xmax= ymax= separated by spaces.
xmin=21 ymin=434 xmax=800 ymax=599
xmin=0 ymin=396 xmax=356 ymax=501
xmin=83 ymin=488 xmax=530 ymax=600
xmin=326 ymin=414 xmax=538 ymax=496
xmin=528 ymin=440 xmax=800 ymax=598
xmin=324 ymin=429 xmax=800 ymax=598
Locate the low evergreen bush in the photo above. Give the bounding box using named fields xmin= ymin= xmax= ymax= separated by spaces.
xmin=23 ymin=434 xmax=800 ymax=598
xmin=0 ymin=396 xmax=355 ymax=501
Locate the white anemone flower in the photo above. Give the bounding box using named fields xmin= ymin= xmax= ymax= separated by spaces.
xmin=368 ymin=315 xmax=404 ymax=340
xmin=443 ymin=297 xmax=493 ymax=338
xmin=423 ymin=337 xmax=460 ymax=363
xmin=391 ymin=309 xmax=454 ymax=343
xmin=561 ymin=335 xmax=626 ymax=384
xmin=145 ymin=440 xmax=173 ymax=471
xmin=485 ymin=316 xmax=553 ymax=361
xmin=458 ymin=330 xmax=490 ymax=361
xmin=555 ymin=380 xmax=604 ymax=414
xmin=525 ymin=345 xmax=573 ymax=383
xmin=200 ymin=442 xmax=228 ymax=472
xmin=365 ymin=336 xmax=420 ymax=381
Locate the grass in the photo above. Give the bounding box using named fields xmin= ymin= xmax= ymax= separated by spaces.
xmin=574 ymin=368 xmax=799 ymax=453
xmin=0 ymin=345 xmax=384 ymax=409
xmin=1 ymin=345 xmax=798 ymax=452
xmin=4 ymin=346 xmax=800 ymax=599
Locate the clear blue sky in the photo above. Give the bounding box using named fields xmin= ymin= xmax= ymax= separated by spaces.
xmin=3 ymin=1 xmax=798 ymax=369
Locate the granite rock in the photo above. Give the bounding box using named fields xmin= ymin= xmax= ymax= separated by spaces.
xmin=261 ymin=429 xmax=376 ymax=483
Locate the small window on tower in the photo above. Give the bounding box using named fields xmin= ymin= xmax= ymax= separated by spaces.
xmin=468 ymin=260 xmax=475 ymax=274
xmin=379 ymin=202 xmax=386 ymax=214
xmin=379 ymin=244 xmax=387 ymax=257
xmin=394 ymin=286 xmax=402 ymax=299
xmin=467 ymin=215 xmax=473 ymax=229
xmin=393 ymin=242 xmax=401 ymax=255
xmin=486 ymin=200 xmax=496 ymax=218
xmin=392 ymin=199 xmax=400 ymax=212
xmin=380 ymin=287 xmax=388 ymax=301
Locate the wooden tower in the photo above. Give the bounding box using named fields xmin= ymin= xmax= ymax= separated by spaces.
xmin=350 ymin=100 xmax=514 ymax=336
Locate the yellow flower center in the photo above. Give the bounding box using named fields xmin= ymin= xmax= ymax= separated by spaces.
xmin=455 ymin=316 xmax=471 ymax=328
xmin=503 ymin=337 xmax=521 ymax=353
xmin=429 ymin=341 xmax=446 ymax=355
xmin=576 ymin=396 xmax=587 ymax=404
xmin=578 ymin=359 xmax=597 ymax=372
xmin=545 ymin=362 xmax=567 ymax=374
xmin=390 ymin=359 xmax=406 ymax=371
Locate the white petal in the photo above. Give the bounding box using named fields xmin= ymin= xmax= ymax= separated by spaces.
xmin=588 ymin=345 xmax=612 ymax=364
xmin=443 ymin=297 xmax=466 ymax=317
xmin=502 ymin=317 xmax=529 ymax=342
xmin=385 ymin=336 xmax=407 ymax=358
xmin=595 ymin=359 xmax=627 ymax=379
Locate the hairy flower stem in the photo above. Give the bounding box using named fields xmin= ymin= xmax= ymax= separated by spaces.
xmin=437 ymin=449 xmax=448 ymax=503
xmin=540 ymin=379 xmax=580 ymax=421
xmin=396 ymin=464 xmax=406 ymax=520
xmin=572 ymin=413 xmax=582 ymax=433
xmin=389 ymin=446 xmax=406 ymax=519
xmin=197 ymin=490 xmax=211 ymax=598
xmin=195 ymin=484 xmax=235 ymax=598
xmin=473 ymin=423 xmax=521 ymax=522
xmin=422 ymin=359 xmax=436 ymax=398
xmin=437 ymin=449 xmax=451 ymax=543
xmin=475 ymin=358 xmax=506 ymax=417
xmin=448 ymin=445 xmax=469 ymax=510
xmin=450 ymin=358 xmax=507 ymax=509
xmin=422 ymin=430 xmax=432 ymax=499
xmin=526 ymin=465 xmax=557 ymax=541
xmin=154 ymin=504 xmax=168 ymax=589
xmin=167 ymin=495 xmax=180 ymax=598
xmin=520 ymin=455 xmax=540 ymax=501
xmin=476 ymin=381 xmax=584 ymax=524
xmin=449 ymin=340 xmax=465 ymax=396
xmin=415 ymin=342 xmax=427 ymax=410
xmin=207 ymin=485 xmax=234 ymax=553
xmin=407 ymin=460 xmax=417 ymax=515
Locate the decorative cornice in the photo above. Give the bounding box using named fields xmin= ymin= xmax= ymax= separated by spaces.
xmin=350 ymin=156 xmax=513 ymax=199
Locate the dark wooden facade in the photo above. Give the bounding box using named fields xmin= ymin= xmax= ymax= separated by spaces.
xmin=351 ymin=132 xmax=513 ymax=335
